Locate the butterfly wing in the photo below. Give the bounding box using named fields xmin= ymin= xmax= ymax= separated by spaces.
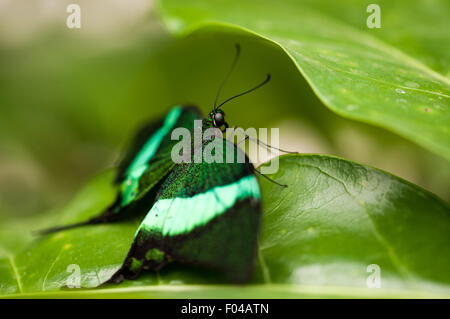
xmin=39 ymin=106 xmax=202 ymax=234
xmin=108 ymin=137 xmax=262 ymax=283
xmin=113 ymin=106 xmax=202 ymax=211
xmin=115 ymin=106 xmax=201 ymax=182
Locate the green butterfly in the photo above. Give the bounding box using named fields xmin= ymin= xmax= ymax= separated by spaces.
xmin=41 ymin=44 xmax=288 ymax=284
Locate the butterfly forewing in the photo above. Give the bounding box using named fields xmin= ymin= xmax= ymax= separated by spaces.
xmin=112 ymin=106 xmax=203 ymax=212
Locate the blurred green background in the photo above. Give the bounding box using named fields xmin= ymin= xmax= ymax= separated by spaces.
xmin=0 ymin=0 xmax=449 ymax=223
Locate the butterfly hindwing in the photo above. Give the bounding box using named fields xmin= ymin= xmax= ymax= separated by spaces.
xmin=109 ymin=137 xmax=262 ymax=283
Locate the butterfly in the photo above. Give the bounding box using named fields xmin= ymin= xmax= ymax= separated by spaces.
xmin=41 ymin=44 xmax=290 ymax=284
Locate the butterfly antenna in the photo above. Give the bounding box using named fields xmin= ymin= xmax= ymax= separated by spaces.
xmin=214 ymin=43 xmax=241 ymax=110
xmin=216 ymin=74 xmax=271 ymax=110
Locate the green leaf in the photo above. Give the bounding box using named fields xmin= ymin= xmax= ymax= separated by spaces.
xmin=258 ymin=155 xmax=450 ymax=292
xmin=1 ymin=155 xmax=449 ymax=298
xmin=156 ymin=0 xmax=450 ymax=160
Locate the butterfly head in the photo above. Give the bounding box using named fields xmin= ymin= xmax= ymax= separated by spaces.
xmin=210 ymin=43 xmax=270 ymax=133
xmin=209 ymin=109 xmax=228 ymax=131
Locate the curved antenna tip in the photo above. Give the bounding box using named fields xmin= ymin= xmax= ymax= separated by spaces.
xmin=216 ymin=73 xmax=272 ymax=109
xmin=214 ymin=42 xmax=242 ymax=110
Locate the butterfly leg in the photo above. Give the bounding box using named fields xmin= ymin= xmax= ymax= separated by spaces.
xmin=227 ymin=125 xmax=297 ymax=154
xmin=252 ymin=167 xmax=287 ymax=187
xmin=227 ymin=126 xmax=290 ymax=188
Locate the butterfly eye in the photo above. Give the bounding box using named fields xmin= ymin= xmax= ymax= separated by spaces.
xmin=213 ymin=112 xmax=225 ymax=127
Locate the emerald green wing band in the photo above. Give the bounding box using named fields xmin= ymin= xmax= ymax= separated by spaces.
xmin=117 ymin=106 xmax=202 ymax=207
xmin=125 ymin=107 xmax=182 ymax=175
xmin=140 ymin=174 xmax=260 ymax=236
xmin=138 ymin=138 xmax=260 ymax=237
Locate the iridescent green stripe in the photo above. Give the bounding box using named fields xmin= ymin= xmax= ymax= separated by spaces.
xmin=120 ymin=106 xmax=182 ymax=206
xmin=139 ymin=175 xmax=260 ymax=236
xmin=127 ymin=106 xmax=182 ymax=174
